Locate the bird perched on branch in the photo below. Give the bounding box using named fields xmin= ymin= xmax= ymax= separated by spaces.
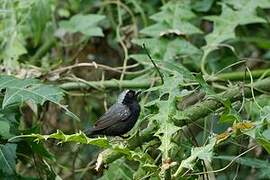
xmin=84 ymin=90 xmax=141 ymax=137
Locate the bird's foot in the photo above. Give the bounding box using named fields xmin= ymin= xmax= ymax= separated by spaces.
xmin=119 ymin=135 xmax=130 ymax=139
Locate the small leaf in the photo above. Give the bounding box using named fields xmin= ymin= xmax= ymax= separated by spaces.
xmin=220 ymin=114 xmax=238 ymax=123
xmin=256 ymin=129 xmax=270 ymax=154
xmin=233 ymin=121 xmax=255 ymax=131
xmin=59 ymin=14 xmax=105 ymax=37
xmin=174 ymin=137 xmax=216 ymax=176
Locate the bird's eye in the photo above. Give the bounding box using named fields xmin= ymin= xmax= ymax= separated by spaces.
xmin=127 ymin=91 xmax=135 ymax=97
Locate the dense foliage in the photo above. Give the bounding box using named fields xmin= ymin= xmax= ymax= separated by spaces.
xmin=1 ymin=0 xmax=270 ymax=179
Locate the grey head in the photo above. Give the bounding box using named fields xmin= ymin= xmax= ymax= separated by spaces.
xmin=117 ymin=90 xmax=140 ymax=105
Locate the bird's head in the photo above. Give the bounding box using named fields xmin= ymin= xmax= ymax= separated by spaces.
xmin=118 ymin=90 xmax=141 ymax=105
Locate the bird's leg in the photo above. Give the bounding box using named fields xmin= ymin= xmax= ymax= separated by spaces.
xmin=110 ymin=136 xmax=125 ymax=144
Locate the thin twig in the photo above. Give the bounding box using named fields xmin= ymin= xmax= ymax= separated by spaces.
xmin=49 ymin=62 xmax=139 ymax=75
xmin=143 ymin=43 xmax=164 ymax=84
xmin=101 ymin=0 xmax=138 ymax=36
xmin=188 ymin=145 xmax=257 ymax=176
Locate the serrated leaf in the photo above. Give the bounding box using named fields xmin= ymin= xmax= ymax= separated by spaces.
xmin=0 ymin=143 xmax=17 ymax=175
xmin=0 ymin=75 xmax=79 ymax=121
xmin=140 ymin=1 xmax=201 ymax=37
xmin=9 ymin=130 xmax=109 ymax=148
xmin=149 ymin=74 xmax=183 ymax=162
xmin=174 ymin=137 xmax=216 ymax=175
xmin=203 ymin=1 xmax=269 ymax=55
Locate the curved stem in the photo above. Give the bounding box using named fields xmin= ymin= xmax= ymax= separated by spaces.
xmin=200 ymin=51 xmax=210 ymax=76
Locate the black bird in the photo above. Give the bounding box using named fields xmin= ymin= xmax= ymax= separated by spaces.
xmin=84 ymin=90 xmax=141 ymax=137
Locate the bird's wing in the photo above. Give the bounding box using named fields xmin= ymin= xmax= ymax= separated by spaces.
xmin=93 ymin=103 xmax=131 ymax=131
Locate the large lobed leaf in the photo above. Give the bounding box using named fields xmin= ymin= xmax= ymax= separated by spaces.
xmin=141 ymin=1 xmax=201 ymax=37
xmin=145 ymin=73 xmax=184 ymax=176
xmin=203 ymin=0 xmax=270 ymax=55
xmin=0 ymin=75 xmax=79 ymax=120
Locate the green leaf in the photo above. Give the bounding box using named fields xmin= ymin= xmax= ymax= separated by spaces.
xmin=150 ymin=74 xmax=183 ymax=161
xmin=29 ymin=0 xmax=52 ymax=46
xmin=203 ymin=1 xmax=269 ymax=55
xmin=0 ymin=121 xmax=11 ymax=139
xmin=256 ymin=129 xmax=270 ymax=154
xmin=260 ymin=106 xmax=270 ymax=122
xmin=3 ymin=35 xmax=27 ymax=68
xmin=195 ymin=73 xmax=216 ymax=95
xmin=131 ymin=38 xmax=200 ymax=79
xmin=174 ymin=137 xmax=216 ymax=176
xmin=140 ymin=1 xmax=201 ymax=37
xmin=219 ymin=114 xmax=238 ymax=123
xmin=132 ymin=38 xmax=201 ymax=63
xmin=191 ymin=0 xmax=214 ymax=12
xmin=98 ymin=145 xmax=157 ymax=179
xmin=0 ymin=143 xmax=17 ymax=175
xmin=59 ymin=14 xmax=105 ymax=37
xmin=29 ymin=142 xmax=54 ymax=160
xmin=0 ymin=75 xmax=79 ymax=121
xmin=100 ymin=159 xmax=134 ymax=180
xmin=223 ymin=0 xmax=270 ymax=9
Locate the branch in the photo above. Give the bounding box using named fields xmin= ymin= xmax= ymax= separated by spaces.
xmin=59 ymin=69 xmax=270 ymax=90
xmin=213 ymin=68 xmax=270 ymax=81
xmin=59 ymin=79 xmax=154 ymax=90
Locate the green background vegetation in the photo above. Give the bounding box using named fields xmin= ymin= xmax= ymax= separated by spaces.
xmin=1 ymin=0 xmax=270 ymax=179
